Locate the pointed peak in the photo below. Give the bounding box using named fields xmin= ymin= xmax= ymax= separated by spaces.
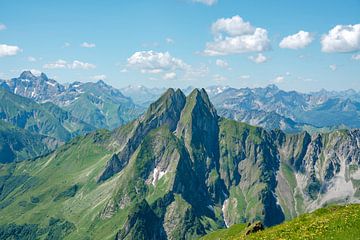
xmin=40 ymin=72 xmax=48 ymax=80
xmin=19 ymin=70 xmax=36 ymax=79
xmin=146 ymin=88 xmax=186 ymax=116
xmin=187 ymin=88 xmax=213 ymax=108
xmin=19 ymin=70 xmax=48 ymax=80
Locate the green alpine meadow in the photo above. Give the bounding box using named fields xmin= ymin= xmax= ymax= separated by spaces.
xmin=1 ymin=1 xmax=359 ymax=239
xmin=1 ymin=88 xmax=360 ymax=239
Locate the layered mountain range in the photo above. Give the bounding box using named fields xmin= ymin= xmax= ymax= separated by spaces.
xmin=0 ymin=72 xmax=144 ymax=162
xmin=0 ymin=88 xmax=359 ymax=239
xmin=122 ymin=84 xmax=360 ymax=133
xmin=1 ymin=71 xmax=143 ymax=130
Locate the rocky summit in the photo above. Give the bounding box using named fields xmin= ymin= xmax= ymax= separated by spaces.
xmin=0 ymin=88 xmax=359 ymax=239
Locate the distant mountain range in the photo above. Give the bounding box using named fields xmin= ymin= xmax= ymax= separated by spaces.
xmin=120 ymin=84 xmax=360 ymax=132
xmin=0 ymin=88 xmax=359 ymax=239
xmin=1 ymin=71 xmax=360 ymax=163
xmin=1 ymin=71 xmax=143 ymax=130
xmin=0 ymin=71 xmax=144 ymax=162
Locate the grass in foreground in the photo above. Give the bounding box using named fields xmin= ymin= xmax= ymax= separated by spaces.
xmin=201 ymin=204 xmax=360 ymax=240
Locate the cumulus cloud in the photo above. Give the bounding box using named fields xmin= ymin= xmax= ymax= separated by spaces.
xmin=43 ymin=59 xmax=96 ymax=70
xmin=91 ymin=74 xmax=107 ymax=80
xmin=248 ymin=53 xmax=267 ymax=63
xmin=127 ymin=50 xmax=208 ymax=80
xmin=192 ymin=0 xmax=217 ymax=6
xmin=0 ymin=44 xmax=22 ymax=57
xmin=43 ymin=59 xmax=67 ymax=69
xmin=321 ymin=24 xmax=360 ymax=53
xmin=204 ymin=16 xmax=271 ymax=56
xmin=352 ymin=54 xmax=360 ymax=60
xmin=215 ymin=59 xmax=229 ymax=68
xmin=0 ymin=23 xmax=6 ymax=31
xmin=81 ymin=42 xmax=96 ymax=48
xmin=279 ymin=31 xmax=313 ymax=49
xmin=69 ymin=60 xmax=96 ymax=69
xmin=127 ymin=50 xmax=189 ymax=73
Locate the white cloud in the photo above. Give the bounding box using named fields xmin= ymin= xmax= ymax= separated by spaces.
xmin=0 ymin=23 xmax=6 ymax=31
xmin=81 ymin=42 xmax=96 ymax=48
xmin=192 ymin=0 xmax=217 ymax=6
xmin=43 ymin=59 xmax=67 ymax=69
xmin=329 ymin=64 xmax=337 ymax=71
xmin=204 ymin=16 xmax=270 ymax=56
xmin=272 ymin=76 xmax=284 ymax=83
xmin=352 ymin=54 xmax=360 ymax=60
xmin=43 ymin=59 xmax=96 ymax=70
xmin=279 ymin=31 xmax=313 ymax=49
xmin=27 ymin=56 xmax=37 ymax=62
xmin=213 ymin=74 xmax=227 ymax=82
xmin=69 ymin=60 xmax=96 ymax=69
xmin=215 ymin=59 xmax=229 ymax=68
xmin=127 ymin=50 xmax=189 ymax=73
xmin=249 ymin=53 xmax=267 ymax=63
xmin=0 ymin=44 xmax=22 ymax=57
xmin=321 ymin=24 xmax=360 ymax=53
xmin=91 ymin=74 xmax=106 ymax=80
xmin=127 ymin=50 xmax=208 ymax=81
xmin=165 ymin=38 xmax=174 ymax=44
xmin=211 ymin=15 xmax=254 ymax=37
xmin=163 ymin=72 xmax=177 ymax=80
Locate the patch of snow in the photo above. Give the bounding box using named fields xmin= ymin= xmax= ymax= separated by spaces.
xmin=14 ymin=87 xmax=18 ymax=94
xmin=152 ymin=167 xmax=166 ymax=186
xmin=222 ymin=199 xmax=230 ymax=228
xmin=31 ymin=89 xmax=36 ymax=97
xmin=46 ymin=81 xmax=56 ymax=87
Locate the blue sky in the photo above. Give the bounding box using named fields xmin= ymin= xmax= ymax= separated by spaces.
xmin=0 ymin=0 xmax=359 ymax=92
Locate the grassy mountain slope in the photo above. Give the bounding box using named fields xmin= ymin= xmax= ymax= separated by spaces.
xmin=0 ymin=120 xmax=53 ymax=163
xmin=0 ymin=87 xmax=94 ymax=144
xmin=201 ymin=204 xmax=360 ymax=240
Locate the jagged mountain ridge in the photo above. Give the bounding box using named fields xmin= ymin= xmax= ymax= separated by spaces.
xmin=1 ymin=71 xmax=143 ymax=129
xmin=211 ymin=85 xmax=360 ymax=131
xmin=121 ymin=84 xmax=360 ymax=132
xmin=0 ymin=88 xmax=359 ymax=239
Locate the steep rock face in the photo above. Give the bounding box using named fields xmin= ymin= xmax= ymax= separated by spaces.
xmin=275 ymin=129 xmax=360 ymax=219
xmin=176 ymin=89 xmax=225 ymax=204
xmin=218 ymin=119 xmax=284 ymax=227
xmin=98 ymin=89 xmax=186 ymax=182
xmin=4 ymin=71 xmax=65 ymax=102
